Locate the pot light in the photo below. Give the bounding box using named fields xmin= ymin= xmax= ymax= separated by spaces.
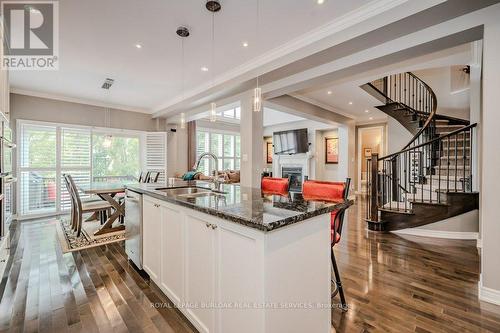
xmin=317 ymin=0 xmax=325 ymax=4
xmin=135 ymin=43 xmax=142 ymax=49
xmin=369 ymin=117 xmax=374 ymax=120
xmin=327 ymin=91 xmax=332 ymax=95
xmin=201 ymin=66 xmax=209 ymax=72
xmin=348 ymin=101 xmax=353 ymax=105
xmin=242 ymin=42 xmax=249 ymax=47
xmin=365 ymin=110 xmax=370 ymax=113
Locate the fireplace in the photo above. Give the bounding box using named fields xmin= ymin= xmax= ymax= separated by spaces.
xmin=282 ymin=166 xmax=305 ymax=192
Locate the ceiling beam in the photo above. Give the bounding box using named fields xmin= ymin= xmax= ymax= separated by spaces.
xmin=153 ymin=0 xmax=499 ymax=119
xmin=266 ymin=95 xmax=354 ymax=126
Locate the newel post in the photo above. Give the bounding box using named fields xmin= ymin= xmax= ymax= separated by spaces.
xmin=370 ymin=153 xmax=379 ymax=222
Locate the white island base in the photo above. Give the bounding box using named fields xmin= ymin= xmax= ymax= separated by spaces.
xmin=142 ymin=195 xmax=331 ymax=333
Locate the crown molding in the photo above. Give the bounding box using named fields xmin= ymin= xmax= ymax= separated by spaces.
xmin=153 ymin=0 xmax=411 ymax=113
xmin=10 ymin=88 xmax=152 ymax=114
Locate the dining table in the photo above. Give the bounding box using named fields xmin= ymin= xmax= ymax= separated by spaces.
xmin=78 ymin=181 xmax=139 ymax=236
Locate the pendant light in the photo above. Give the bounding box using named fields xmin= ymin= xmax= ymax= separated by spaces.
xmin=177 ymin=26 xmax=190 ymax=129
xmin=103 ymin=107 xmax=112 ymax=148
xmin=207 ymin=0 xmax=220 ymax=122
xmin=253 ymin=0 xmax=262 ymax=112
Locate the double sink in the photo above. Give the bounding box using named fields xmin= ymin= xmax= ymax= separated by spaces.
xmin=155 ymin=186 xmax=226 ymax=199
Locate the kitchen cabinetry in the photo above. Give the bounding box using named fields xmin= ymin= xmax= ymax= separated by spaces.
xmin=160 ymin=204 xmax=184 ymax=305
xmin=0 ymin=19 xmax=10 ymax=122
xmin=142 ymin=194 xmax=330 ymax=333
xmin=142 ymin=197 xmax=162 ymax=282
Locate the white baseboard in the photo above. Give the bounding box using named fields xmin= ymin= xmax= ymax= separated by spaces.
xmin=479 ymin=275 xmax=500 ymax=306
xmin=477 ymin=238 xmax=482 ymax=248
xmin=391 ymin=229 xmax=478 ymax=240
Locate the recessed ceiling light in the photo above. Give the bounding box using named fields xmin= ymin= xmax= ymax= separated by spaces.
xmin=201 ymin=67 xmax=209 ymax=72
xmin=242 ymin=42 xmax=249 ymax=47
xmin=369 ymin=117 xmax=374 ymax=120
xmin=365 ymin=109 xmax=370 ymax=113
xmin=317 ymin=0 xmax=325 ymax=4
xmin=135 ymin=43 xmax=142 ymax=49
xmin=327 ymin=91 xmax=332 ymax=95
xmin=348 ymin=101 xmax=353 ymax=105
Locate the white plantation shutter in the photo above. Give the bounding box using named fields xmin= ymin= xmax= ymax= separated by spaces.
xmin=144 ymin=132 xmax=167 ymax=182
xmin=19 ymin=123 xmax=58 ymax=216
xmin=60 ymin=127 xmax=91 ymax=211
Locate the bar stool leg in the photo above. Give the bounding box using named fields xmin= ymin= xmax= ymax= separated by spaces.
xmin=331 ymin=247 xmax=347 ymax=311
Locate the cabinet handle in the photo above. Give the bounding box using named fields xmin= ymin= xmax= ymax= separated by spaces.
xmin=211 ymin=224 xmax=217 ymax=230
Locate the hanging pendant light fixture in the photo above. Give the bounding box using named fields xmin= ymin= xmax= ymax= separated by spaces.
xmin=253 ymin=0 xmax=262 ymax=112
xmin=207 ymin=0 xmax=219 ymax=122
xmin=177 ymin=26 xmax=190 ymax=129
xmin=103 ymin=107 xmax=112 ymax=148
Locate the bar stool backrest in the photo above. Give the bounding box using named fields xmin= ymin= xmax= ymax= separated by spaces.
xmin=261 ymin=177 xmax=290 ymax=196
xmin=302 ymin=178 xmax=351 ymax=245
xmin=147 ymin=171 xmax=160 ymax=183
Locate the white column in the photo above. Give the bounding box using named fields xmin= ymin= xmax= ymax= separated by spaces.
xmin=240 ymin=90 xmax=264 ymax=188
xmin=338 ymin=122 xmax=356 ymax=191
xmin=480 ymin=19 xmax=500 ymax=305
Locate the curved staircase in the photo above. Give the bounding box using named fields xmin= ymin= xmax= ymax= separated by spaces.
xmin=361 ymin=72 xmax=478 ymax=231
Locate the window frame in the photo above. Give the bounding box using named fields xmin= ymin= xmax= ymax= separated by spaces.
xmin=16 ymin=119 xmax=146 ymax=219
xmin=196 ymin=127 xmax=241 ymax=175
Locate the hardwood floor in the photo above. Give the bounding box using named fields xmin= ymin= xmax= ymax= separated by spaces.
xmin=0 ymin=198 xmax=499 ymax=332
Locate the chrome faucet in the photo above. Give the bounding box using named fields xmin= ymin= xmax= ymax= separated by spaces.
xmin=193 ymin=152 xmax=222 ymax=191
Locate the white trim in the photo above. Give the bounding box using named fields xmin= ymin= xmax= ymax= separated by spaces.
xmin=10 ymin=88 xmax=151 ymax=114
xmin=479 ymin=274 xmax=500 ymax=306
xmin=153 ymin=0 xmax=410 ymax=114
xmin=391 ymin=229 xmax=479 ymax=240
xmin=476 ymin=238 xmax=482 ymax=248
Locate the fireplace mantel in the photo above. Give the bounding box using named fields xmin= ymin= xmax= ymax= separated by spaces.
xmin=273 ymin=153 xmax=314 ymax=179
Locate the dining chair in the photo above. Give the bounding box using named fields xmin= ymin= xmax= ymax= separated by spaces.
xmin=146 ymin=171 xmax=160 ymax=183
xmin=64 ymin=174 xmax=113 ymax=237
xmin=261 ymin=177 xmax=290 ymax=196
xmin=302 ymin=178 xmax=351 ymax=311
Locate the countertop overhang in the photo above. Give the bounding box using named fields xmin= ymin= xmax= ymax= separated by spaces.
xmin=126 ymin=180 xmax=352 ymax=232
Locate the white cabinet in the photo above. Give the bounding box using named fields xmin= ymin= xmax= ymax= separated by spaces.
xmin=185 ymin=214 xmax=216 ymax=333
xmin=142 ymin=197 xmax=162 ymax=282
xmin=160 ymin=204 xmax=184 ymax=305
xmin=0 ymin=19 xmax=10 ymax=122
xmin=141 ymin=194 xmax=331 ymax=333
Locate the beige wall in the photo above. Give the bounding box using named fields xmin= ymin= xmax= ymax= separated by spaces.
xmin=10 ymin=93 xmax=165 ymax=132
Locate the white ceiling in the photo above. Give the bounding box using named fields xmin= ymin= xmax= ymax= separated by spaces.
xmin=10 ymin=0 xmax=371 ymax=113
xmin=263 ymin=108 xmax=305 ymax=127
xmin=298 ymin=43 xmax=473 ymax=123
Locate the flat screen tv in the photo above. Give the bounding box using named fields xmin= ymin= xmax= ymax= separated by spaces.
xmin=273 ymin=128 xmax=309 ymax=155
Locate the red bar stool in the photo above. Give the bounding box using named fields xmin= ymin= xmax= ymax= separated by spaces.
xmin=261 ymin=177 xmax=290 ymax=196
xmin=302 ymin=178 xmax=351 ymax=311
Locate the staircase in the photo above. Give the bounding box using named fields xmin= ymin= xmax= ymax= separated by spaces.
xmin=361 ymin=72 xmax=478 ymax=231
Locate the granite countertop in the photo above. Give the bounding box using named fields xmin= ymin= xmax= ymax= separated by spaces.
xmin=126 ymin=180 xmax=352 ymax=232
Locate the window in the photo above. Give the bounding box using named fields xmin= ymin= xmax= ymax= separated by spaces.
xmin=196 ymin=129 xmax=240 ymax=176
xmin=215 ymin=107 xmax=241 ymax=120
xmin=92 ymin=133 xmax=140 ymax=182
xmin=17 ymin=120 xmax=154 ymax=218
xmin=19 ymin=123 xmax=57 ymax=216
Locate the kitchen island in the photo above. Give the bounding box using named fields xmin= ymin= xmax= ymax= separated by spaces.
xmin=126 ymin=180 xmax=351 ymax=333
